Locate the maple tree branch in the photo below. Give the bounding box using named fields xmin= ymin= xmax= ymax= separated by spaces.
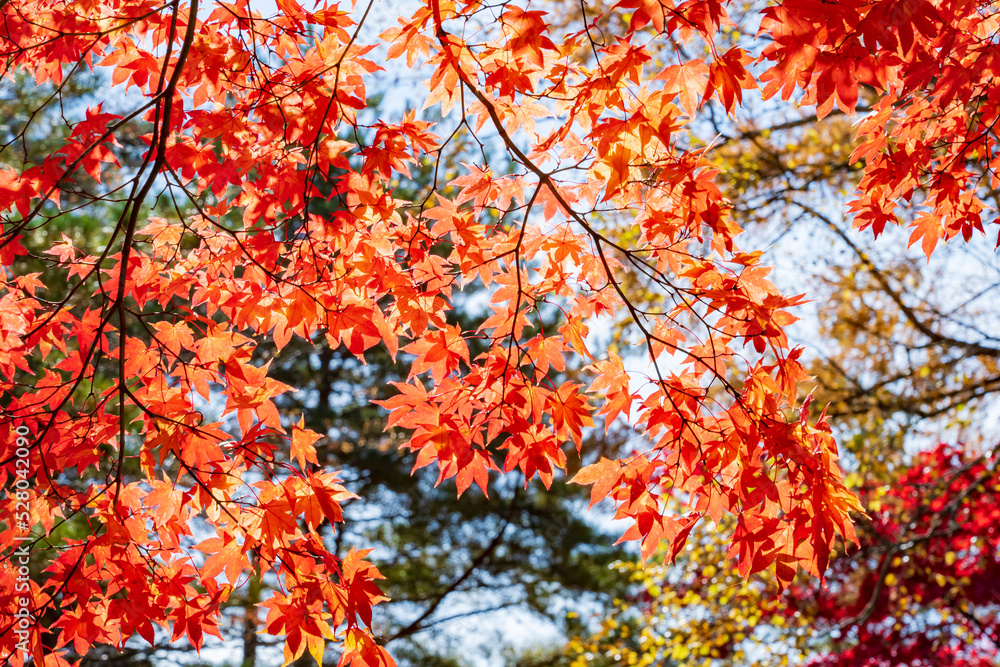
xmin=401 ymin=601 xmax=521 ymax=633
xmin=793 ymin=200 xmax=1000 ymax=359
xmin=956 ymin=606 xmax=1000 ymax=649
xmin=0 ymin=305 xmax=117 ymax=496
xmin=841 ymin=376 xmax=1000 ymax=421
xmin=110 ymin=0 xmax=197 ymax=511
xmin=838 ymin=549 xmax=894 ymax=630
xmin=499 ymin=182 xmax=541 ymax=400
xmin=383 ymin=485 xmax=520 ymax=644
xmin=711 ymin=106 xmax=872 ymax=151
xmin=300 ymin=0 xmax=375 ymax=225
xmin=426 ymin=0 xmax=747 ymax=424
xmin=0 ymin=7 xmax=180 ymax=253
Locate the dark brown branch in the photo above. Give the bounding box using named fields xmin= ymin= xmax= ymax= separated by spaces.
xmin=383 ymin=486 xmax=520 ymax=644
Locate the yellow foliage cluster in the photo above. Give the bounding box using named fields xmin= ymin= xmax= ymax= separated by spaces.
xmin=560 ymin=523 xmax=812 ymax=667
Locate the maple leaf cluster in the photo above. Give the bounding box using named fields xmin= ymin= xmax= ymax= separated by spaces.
xmin=760 ymin=0 xmax=1000 ymax=254
xmin=0 ymin=0 xmax=994 ymax=663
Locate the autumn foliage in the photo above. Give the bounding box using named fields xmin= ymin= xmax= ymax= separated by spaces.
xmin=777 ymin=444 xmax=1000 ymax=666
xmin=0 ymin=0 xmax=996 ymax=663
